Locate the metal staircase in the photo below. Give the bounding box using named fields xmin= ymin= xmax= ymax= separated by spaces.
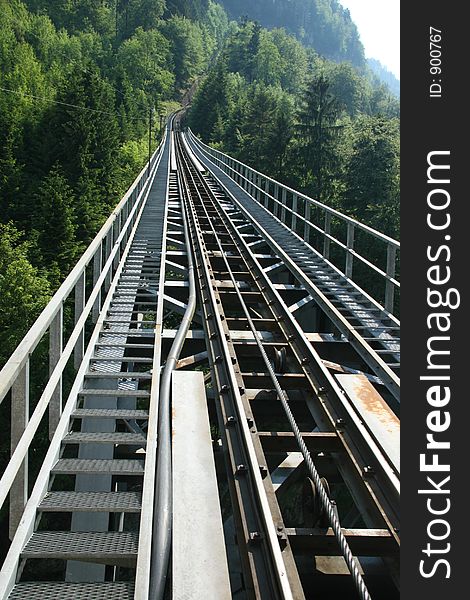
xmin=0 ymin=123 xmax=172 ymax=599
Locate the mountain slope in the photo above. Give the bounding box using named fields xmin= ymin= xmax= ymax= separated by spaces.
xmin=368 ymin=58 xmax=400 ymax=97
xmin=218 ymin=0 xmax=365 ymax=67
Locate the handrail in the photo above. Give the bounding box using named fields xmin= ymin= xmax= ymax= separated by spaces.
xmin=187 ymin=129 xmax=400 ymax=315
xmin=188 ymin=129 xmax=399 ymax=248
xmin=0 ymin=141 xmax=163 ymax=405
xmin=0 ymin=126 xmax=168 ymax=539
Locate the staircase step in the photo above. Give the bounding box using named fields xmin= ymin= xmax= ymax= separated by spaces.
xmin=22 ymin=531 xmax=138 ymax=566
xmin=52 ymin=459 xmax=144 ymax=475
xmin=72 ymin=408 xmax=149 ymax=420
xmin=85 ymin=372 xmax=152 ymax=379
xmin=78 ymin=389 xmax=150 ymax=398
xmin=38 ymin=491 xmax=142 ymax=513
xmin=8 ymin=582 xmax=135 ymax=600
xmin=63 ymin=432 xmax=146 ymax=445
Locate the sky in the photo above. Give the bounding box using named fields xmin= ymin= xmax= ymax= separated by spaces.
xmin=338 ymin=0 xmax=400 ymax=79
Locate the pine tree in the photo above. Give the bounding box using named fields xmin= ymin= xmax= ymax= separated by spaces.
xmin=296 ymin=73 xmax=342 ymax=201
xmin=35 ymin=164 xmax=80 ymax=277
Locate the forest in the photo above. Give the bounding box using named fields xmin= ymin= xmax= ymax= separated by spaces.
xmin=0 ymin=0 xmax=399 ymax=533
xmin=188 ymin=19 xmax=399 ymax=236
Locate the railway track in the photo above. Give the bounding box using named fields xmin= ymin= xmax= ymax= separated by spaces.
xmin=172 ymin=130 xmax=400 ymax=598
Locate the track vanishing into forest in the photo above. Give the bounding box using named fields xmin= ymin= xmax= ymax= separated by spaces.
xmin=0 ymin=114 xmax=400 ymax=600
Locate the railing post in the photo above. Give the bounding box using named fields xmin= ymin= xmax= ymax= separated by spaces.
xmin=323 ymin=212 xmax=331 ymax=259
xmin=9 ymin=361 xmax=29 ymax=539
xmin=92 ymin=245 xmax=102 ymax=323
xmin=292 ymin=194 xmax=298 ymax=232
xmin=104 ymin=229 xmax=112 ymax=291
xmin=345 ymin=222 xmax=355 ymax=278
xmin=304 ymin=200 xmax=311 ymax=243
xmin=255 ymin=175 xmax=260 ymax=201
xmin=74 ymin=270 xmax=86 ymax=369
xmin=113 ymin=217 xmax=120 ymax=271
xmin=385 ymin=244 xmax=397 ymax=313
xmin=281 ymin=188 xmax=287 ymax=223
xmin=264 ymin=179 xmax=270 ymax=209
xmin=274 ymin=185 xmax=279 ymax=218
xmin=49 ymin=306 xmax=63 ymax=438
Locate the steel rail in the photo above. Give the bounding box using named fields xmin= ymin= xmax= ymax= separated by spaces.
xmin=183 ymin=132 xmax=401 ymax=402
xmin=176 ymin=134 xmax=295 ymax=598
xmin=188 ymin=148 xmax=401 ymax=509
xmin=177 ymin=135 xmax=372 ymax=600
xmin=149 ymin=131 xmax=197 ymax=600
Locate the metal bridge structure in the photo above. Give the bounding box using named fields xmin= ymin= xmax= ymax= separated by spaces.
xmin=0 ymin=114 xmax=400 ymax=599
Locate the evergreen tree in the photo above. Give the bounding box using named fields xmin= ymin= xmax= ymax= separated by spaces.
xmin=296 ymin=73 xmax=342 ymax=201
xmin=342 ymin=115 xmax=399 ymax=233
xmin=35 ymin=164 xmax=80 ymax=277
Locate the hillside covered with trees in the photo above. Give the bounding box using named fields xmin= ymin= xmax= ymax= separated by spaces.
xmin=188 ymin=18 xmax=399 ymax=238
xmin=220 ymin=0 xmax=365 ymax=66
xmin=0 ymin=0 xmax=228 ymax=363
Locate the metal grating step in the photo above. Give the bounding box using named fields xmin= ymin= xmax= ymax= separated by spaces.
xmin=38 ymin=491 xmax=142 ymax=513
xmin=85 ymin=372 xmax=152 ymax=380
xmin=78 ymin=389 xmax=150 ymax=398
xmin=52 ymin=459 xmax=144 ymax=475
xmin=22 ymin=531 xmax=138 ymax=565
xmin=8 ymin=582 xmax=135 ymax=600
xmin=63 ymin=432 xmax=146 ymax=445
xmin=72 ymin=408 xmax=149 ymax=419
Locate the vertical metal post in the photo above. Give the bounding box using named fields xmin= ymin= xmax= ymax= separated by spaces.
xmin=303 ymin=199 xmax=311 ymax=242
xmin=113 ymin=217 xmax=121 ymax=272
xmin=323 ymin=212 xmax=331 ymax=259
xmin=74 ymin=271 xmax=86 ymax=369
xmin=92 ymin=245 xmax=102 ymax=323
xmin=122 ymin=202 xmax=129 ymax=245
xmin=49 ymin=306 xmax=63 ymax=439
xmin=9 ymin=361 xmax=29 ymax=539
xmin=264 ymin=179 xmax=270 ymax=209
xmin=105 ymin=230 xmax=112 ymax=291
xmin=148 ymin=106 xmax=152 ymax=179
xmin=385 ymin=244 xmax=397 ymax=313
xmin=274 ymin=185 xmax=279 ymax=218
xmin=292 ymin=194 xmax=298 ymax=232
xmin=281 ymin=188 xmax=287 ymax=223
xmin=345 ymin=222 xmax=355 ymax=278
